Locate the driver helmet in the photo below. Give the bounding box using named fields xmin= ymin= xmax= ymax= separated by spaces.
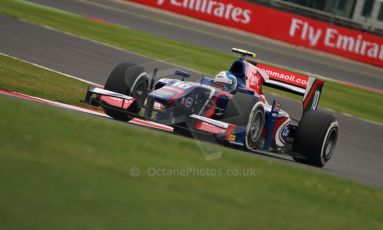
xmin=213 ymin=71 xmax=237 ymax=93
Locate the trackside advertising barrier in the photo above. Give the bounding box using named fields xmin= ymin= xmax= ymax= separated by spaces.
xmin=128 ymin=0 xmax=383 ymax=67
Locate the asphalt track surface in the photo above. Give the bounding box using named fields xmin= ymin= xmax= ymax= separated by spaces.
xmin=0 ymin=14 xmax=382 ymax=186
xmin=28 ymin=0 xmax=383 ymax=92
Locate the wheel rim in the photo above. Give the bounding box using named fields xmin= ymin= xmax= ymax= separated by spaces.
xmin=133 ymin=80 xmax=147 ymax=97
xmin=132 ymin=80 xmax=148 ymax=106
xmin=250 ymin=111 xmax=262 ymax=141
xmin=323 ymin=128 xmax=337 ymax=161
xmin=246 ymin=109 xmax=264 ymax=150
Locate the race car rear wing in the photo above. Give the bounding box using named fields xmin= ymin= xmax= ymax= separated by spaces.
xmin=255 ymin=63 xmax=324 ymax=114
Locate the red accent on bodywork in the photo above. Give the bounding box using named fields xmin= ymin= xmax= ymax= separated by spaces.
xmin=272 ymin=116 xmax=288 ymax=143
xmin=163 ymin=86 xmax=186 ymax=104
xmin=100 ymin=95 xmax=135 ymax=109
xmin=195 ymin=122 xmax=227 ymax=134
xmin=259 ymin=95 xmax=268 ymax=104
xmin=194 ymin=92 xmax=234 ymax=135
xmin=225 ymin=124 xmax=236 ymax=141
xmin=203 ymin=91 xmax=232 ymax=118
xmin=245 ymin=62 xmax=264 ymax=95
xmin=153 ymin=102 xmax=166 ymax=110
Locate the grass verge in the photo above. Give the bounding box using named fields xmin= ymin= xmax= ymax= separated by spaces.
xmin=0 ymin=0 xmax=382 ymax=123
xmin=1 ymin=81 xmax=383 ymax=230
xmin=0 ymin=42 xmax=383 ymax=230
xmin=0 ymin=54 xmax=92 ymax=107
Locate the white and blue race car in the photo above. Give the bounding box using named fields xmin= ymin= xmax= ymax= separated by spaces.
xmin=83 ymin=48 xmax=338 ymax=167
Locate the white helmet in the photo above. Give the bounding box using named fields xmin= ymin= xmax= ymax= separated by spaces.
xmin=213 ymin=71 xmax=237 ymax=92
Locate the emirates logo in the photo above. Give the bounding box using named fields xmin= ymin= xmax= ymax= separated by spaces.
xmin=155 ymin=0 xmax=251 ymax=24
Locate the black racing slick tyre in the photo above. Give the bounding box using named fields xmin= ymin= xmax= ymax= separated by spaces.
xmin=292 ymin=110 xmax=339 ymax=167
xmin=103 ymin=63 xmax=149 ymax=121
xmin=222 ymin=93 xmax=265 ymax=151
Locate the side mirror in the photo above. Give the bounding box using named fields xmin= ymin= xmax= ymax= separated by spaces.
xmin=175 ymin=70 xmax=191 ymax=81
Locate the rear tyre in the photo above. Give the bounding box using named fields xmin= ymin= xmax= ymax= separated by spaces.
xmin=292 ymin=110 xmax=338 ymax=167
xmin=103 ymin=63 xmax=149 ymax=121
xmin=222 ymin=93 xmax=265 ymax=151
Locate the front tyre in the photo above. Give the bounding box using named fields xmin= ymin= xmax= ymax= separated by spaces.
xmin=103 ymin=63 xmax=149 ymax=121
xmin=292 ymin=111 xmax=339 ymax=167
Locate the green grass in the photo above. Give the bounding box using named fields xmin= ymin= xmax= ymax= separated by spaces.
xmin=1 ymin=92 xmax=382 ymax=230
xmin=0 ymin=54 xmax=93 ymax=107
xmin=321 ymin=82 xmax=382 ymax=122
xmin=0 ymin=32 xmax=382 ymax=229
xmin=0 ymin=0 xmax=382 ymax=123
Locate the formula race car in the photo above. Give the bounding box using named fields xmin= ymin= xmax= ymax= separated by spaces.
xmin=82 ymin=48 xmax=339 ymax=167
